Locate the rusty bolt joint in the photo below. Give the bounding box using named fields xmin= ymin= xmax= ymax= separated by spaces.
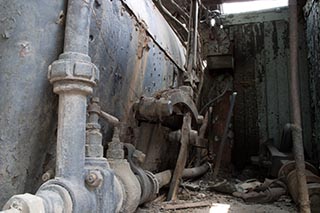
xmin=85 ymin=170 xmax=103 ymax=188
xmin=48 ymin=52 xmax=99 ymax=91
xmin=86 ymin=123 xmax=101 ymax=130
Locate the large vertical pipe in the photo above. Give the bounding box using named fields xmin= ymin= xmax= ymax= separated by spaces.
xmin=289 ymin=0 xmax=310 ymax=212
xmin=56 ymin=92 xmax=87 ymax=178
xmin=49 ymin=0 xmax=97 ymax=181
xmin=64 ymin=0 xmax=92 ymax=54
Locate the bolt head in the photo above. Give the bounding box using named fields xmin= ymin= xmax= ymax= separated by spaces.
xmin=85 ymin=171 xmax=103 ymax=188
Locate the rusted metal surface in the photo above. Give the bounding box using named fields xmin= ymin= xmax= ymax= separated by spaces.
xmin=90 ymin=0 xmax=182 ymax=142
xmin=134 ymin=122 xmax=181 ymax=172
xmin=199 ymin=71 xmax=234 ymax=167
xmin=279 ymin=161 xmax=319 ymax=212
xmin=122 ymin=0 xmax=186 ymax=70
xmin=213 ymin=92 xmax=236 ymax=179
xmin=154 ymin=163 xmax=209 ymax=189
xmin=86 ymin=98 xmax=104 ymax=158
xmin=207 ymin=8 xmax=311 ymax=169
xmin=158 ymin=88 xmax=201 ymax=124
xmin=167 ymin=113 xmax=192 ymax=201
xmin=134 ymin=96 xmax=173 ymax=122
xmin=0 ymin=0 xmax=66 ymax=206
xmin=289 ymin=0 xmax=310 ymax=211
xmin=304 ymin=0 xmax=320 ymax=164
xmin=124 ymin=143 xmax=159 ymax=204
xmin=182 ymin=163 xmax=210 ymax=179
xmin=131 ymin=87 xmax=201 ymax=173
xmin=153 ymin=0 xmax=189 ymax=42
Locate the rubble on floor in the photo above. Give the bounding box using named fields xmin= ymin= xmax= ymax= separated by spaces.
xmin=136 ymin=167 xmax=298 ymax=213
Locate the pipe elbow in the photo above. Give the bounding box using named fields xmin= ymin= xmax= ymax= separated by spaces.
xmin=109 ymin=159 xmax=141 ymax=213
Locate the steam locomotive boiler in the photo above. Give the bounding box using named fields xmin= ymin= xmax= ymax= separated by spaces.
xmin=0 ymin=0 xmax=205 ymax=212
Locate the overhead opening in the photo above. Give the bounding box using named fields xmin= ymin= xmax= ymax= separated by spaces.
xmin=221 ymin=0 xmax=288 ymax=14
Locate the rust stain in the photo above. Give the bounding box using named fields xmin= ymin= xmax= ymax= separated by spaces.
xmin=18 ymin=41 xmax=31 ymax=57
xmin=209 ymin=91 xmax=233 ymax=167
xmin=137 ymin=27 xmax=150 ymax=59
xmin=55 ymin=11 xmax=65 ymax=25
xmin=123 ymin=27 xmax=150 ymax=121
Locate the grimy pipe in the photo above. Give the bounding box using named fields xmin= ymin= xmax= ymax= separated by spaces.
xmin=289 ymin=0 xmax=310 ymax=212
xmin=155 ymin=163 xmax=210 ymax=188
xmin=50 ymin=0 xmax=98 ymax=180
xmin=2 ymin=0 xmax=101 ymax=211
xmin=64 ymin=0 xmax=92 ymax=54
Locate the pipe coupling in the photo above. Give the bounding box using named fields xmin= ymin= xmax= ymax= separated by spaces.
xmin=48 ymin=52 xmax=99 ymax=94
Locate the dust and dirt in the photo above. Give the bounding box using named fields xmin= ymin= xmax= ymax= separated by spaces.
xmin=138 ymin=189 xmax=297 ymax=213
xmin=137 ymin=167 xmax=297 ymax=213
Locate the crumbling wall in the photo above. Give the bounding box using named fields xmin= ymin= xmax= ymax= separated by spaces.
xmin=304 ymin=0 xmax=320 ymax=163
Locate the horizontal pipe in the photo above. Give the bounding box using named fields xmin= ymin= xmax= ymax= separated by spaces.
xmin=100 ymin=110 xmax=120 ymax=126
xmin=155 ymin=163 xmax=210 ymax=188
xmin=182 ymin=162 xmax=210 ymax=179
xmin=155 ymin=170 xmax=172 ymax=188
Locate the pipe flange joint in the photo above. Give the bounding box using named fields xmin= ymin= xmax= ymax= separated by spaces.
xmin=87 ymin=98 xmax=101 ymax=114
xmin=37 ymin=178 xmax=94 ymax=213
xmin=48 ymin=52 xmax=99 ymax=93
xmin=145 ymin=170 xmax=160 ymax=195
xmin=86 ymin=123 xmax=101 ymax=130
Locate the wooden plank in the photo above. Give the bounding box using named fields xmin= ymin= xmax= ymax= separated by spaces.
xmin=161 ymin=201 xmax=212 ymax=210
xmin=167 ymin=113 xmax=191 ymax=201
